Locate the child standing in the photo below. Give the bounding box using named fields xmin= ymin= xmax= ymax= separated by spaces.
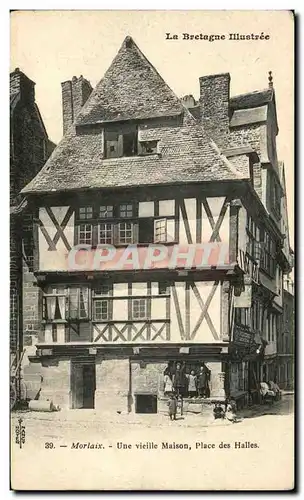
xmin=188 ymin=370 xmax=197 ymax=398
xmin=168 ymin=394 xmax=177 ymax=421
xmin=225 ymin=398 xmax=237 ymax=423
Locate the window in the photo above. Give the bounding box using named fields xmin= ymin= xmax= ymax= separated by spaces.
xmin=93 ymin=285 xmax=111 ymax=296
xmin=78 ymin=224 xmax=92 ymax=245
xmin=92 ymin=285 xmax=111 ymax=321
xmin=79 ymin=207 xmax=93 ymax=220
xmin=98 ymin=223 xmax=113 ymax=244
xmin=138 ymin=140 xmax=158 ymax=155
xmin=260 ymin=231 xmax=276 ymax=277
xmin=93 ymin=300 xmax=109 ymax=321
xmin=99 ymin=205 xmax=114 ymax=218
xmin=43 ymin=288 xmax=67 ymax=321
xmin=104 ymin=127 xmax=138 ymax=159
xmin=69 ymin=286 xmax=89 ymax=320
xmin=118 ymin=222 xmax=134 ymax=244
xmin=154 ymin=218 xmax=167 ymax=243
xmin=120 ymin=204 xmax=133 ymax=218
xmin=75 ymin=201 xmax=176 ymax=246
xmin=246 ymin=215 xmax=260 ymax=260
xmin=268 ymin=171 xmax=281 ymax=217
xmin=138 ymin=218 xmax=154 ymax=243
xmin=235 ymin=307 xmax=251 ymax=328
xmin=123 ymin=130 xmax=138 ymax=157
xmin=132 ymin=298 xmax=147 ymax=320
xmin=158 ymin=282 xmax=168 ymax=295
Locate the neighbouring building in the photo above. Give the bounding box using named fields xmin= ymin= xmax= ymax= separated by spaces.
xmin=20 ymin=37 xmax=293 ymax=412
xmin=276 ymin=277 xmax=294 ymax=390
xmin=10 ymin=68 xmax=55 ymax=373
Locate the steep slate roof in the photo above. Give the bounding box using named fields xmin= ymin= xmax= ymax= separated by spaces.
xmin=230 ymin=88 xmax=273 ymax=110
xmin=22 ymin=36 xmax=249 ymax=195
xmin=76 ymin=37 xmax=184 ymax=125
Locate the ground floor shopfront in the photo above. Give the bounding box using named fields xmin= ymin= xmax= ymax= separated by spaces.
xmin=27 ymin=342 xmax=267 ymax=413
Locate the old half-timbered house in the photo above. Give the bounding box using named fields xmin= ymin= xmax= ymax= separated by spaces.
xmin=21 ymin=37 xmax=292 ymax=412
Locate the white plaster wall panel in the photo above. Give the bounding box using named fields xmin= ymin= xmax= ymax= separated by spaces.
xmin=151 ymin=282 xmax=159 ymax=294
xmin=151 ymin=297 xmax=166 ymax=320
xmin=38 ymin=207 xmax=74 ymax=271
xmin=218 ymin=212 xmax=230 ymax=245
xmin=57 ymin=324 xmax=65 ymax=344
xmin=113 ymin=283 xmax=128 ymax=297
xmin=175 ymin=282 xmax=186 ymax=329
xmin=39 ymin=208 xmax=57 ymax=239
xmin=138 ymin=201 xmax=155 ymax=217
xmin=188 ymin=285 xmax=202 ymax=335
xmin=184 ymin=198 xmax=197 ymax=243
xmin=179 ymin=207 xmax=188 ymax=244
xmin=44 ymin=324 xmax=53 ymax=344
xmin=159 ymin=199 xmax=175 ymax=216
xmin=132 ymin=283 xmax=148 ymax=295
xmin=206 ymin=197 xmax=226 ymax=217
xmin=113 ymin=299 xmax=128 ymax=321
xmin=93 ymin=324 xmax=109 ymax=342
xmin=130 ymin=322 xmax=145 ymax=342
xmin=201 ymin=197 xmax=226 ymax=242
xmin=170 ymin=294 xmax=181 ymax=342
xmin=191 ymin=282 xmax=221 ymax=343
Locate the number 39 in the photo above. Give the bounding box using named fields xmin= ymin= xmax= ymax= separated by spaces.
xmin=45 ymin=442 xmax=54 ymax=449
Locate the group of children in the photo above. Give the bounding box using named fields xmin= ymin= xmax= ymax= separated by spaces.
xmin=213 ymin=399 xmax=238 ymax=423
xmin=167 ymin=393 xmax=238 ymax=423
xmin=164 ymin=364 xmax=211 ymax=399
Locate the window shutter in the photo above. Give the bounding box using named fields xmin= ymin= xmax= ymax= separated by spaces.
xmin=93 ymin=224 xmax=99 ymax=246
xmin=118 ymin=134 xmax=123 ymax=157
xmin=113 ymin=224 xmax=119 ymax=245
xmin=133 ymin=223 xmax=139 ymax=244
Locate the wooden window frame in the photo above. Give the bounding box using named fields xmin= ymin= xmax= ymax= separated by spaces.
xmin=99 ymin=205 xmax=114 ymax=218
xmin=138 ymin=140 xmax=158 ymax=156
xmin=78 ymin=223 xmax=93 ymax=245
xmin=79 ymin=206 xmax=93 ymax=220
xmin=104 ymin=126 xmax=138 ymax=159
xmin=98 ymin=222 xmax=114 ymax=244
xmin=68 ymin=286 xmax=90 ymax=321
xmin=93 ymin=299 xmax=110 ymax=321
xmin=154 ymin=218 xmax=167 ymax=243
xmin=132 ymin=298 xmax=148 ymax=320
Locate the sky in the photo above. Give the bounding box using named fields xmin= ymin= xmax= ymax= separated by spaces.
xmin=10 ymin=10 xmax=294 ymax=245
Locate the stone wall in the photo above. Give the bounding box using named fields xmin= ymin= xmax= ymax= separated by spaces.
xmin=10 ymin=69 xmax=54 ymax=357
xmin=200 ymin=73 xmax=230 ymax=147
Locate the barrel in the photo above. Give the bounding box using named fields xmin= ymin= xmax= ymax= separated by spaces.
xmin=28 ymin=400 xmax=58 ymax=412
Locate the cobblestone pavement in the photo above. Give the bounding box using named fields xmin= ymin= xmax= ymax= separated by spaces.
xmin=11 ymin=395 xmax=294 ymax=490
xmin=12 ymin=394 xmax=294 ymax=439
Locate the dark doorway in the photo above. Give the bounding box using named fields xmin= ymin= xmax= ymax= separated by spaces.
xmin=83 ymin=364 xmax=96 ymax=409
xmin=135 ymin=394 xmax=157 ymax=414
xmin=71 ymin=362 xmax=96 ymax=409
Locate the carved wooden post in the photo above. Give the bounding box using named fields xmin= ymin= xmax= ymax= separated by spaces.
xmin=221 ymin=280 xmax=231 ymax=342
xmin=229 ymin=198 xmax=242 ymax=264
xmin=208 ymin=362 xmax=226 ymax=400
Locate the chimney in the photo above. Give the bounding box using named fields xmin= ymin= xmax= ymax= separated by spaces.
xmin=199 ymin=73 xmax=230 ymax=146
xmin=10 ymin=68 xmax=35 ymax=103
xmin=61 ymin=75 xmax=93 ymax=135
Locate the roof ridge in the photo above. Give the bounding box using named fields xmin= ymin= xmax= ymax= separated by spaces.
xmin=76 ymin=36 xmax=183 ymax=126
xmin=230 ymin=87 xmax=272 ymax=100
